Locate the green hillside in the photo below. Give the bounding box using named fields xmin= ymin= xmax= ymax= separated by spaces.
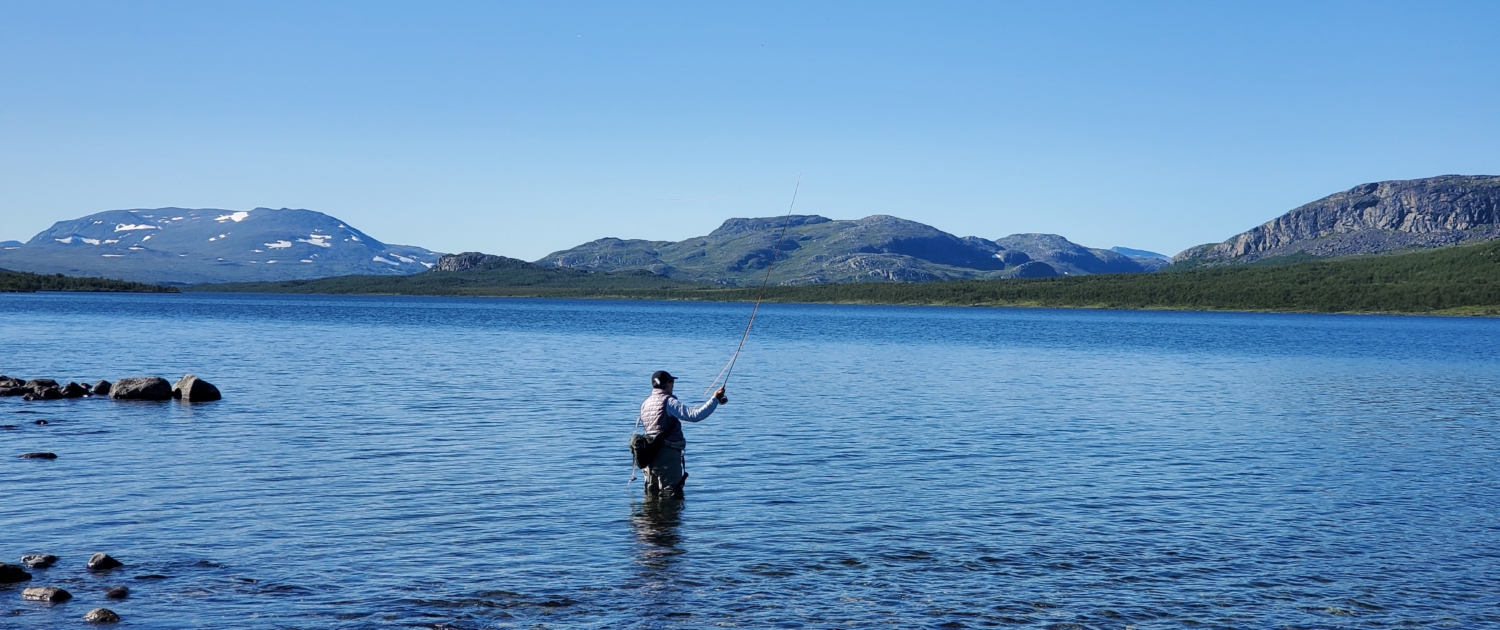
xmin=536 ymin=214 xmax=1150 ymax=283
xmin=742 ymin=240 xmax=1500 ymax=315
xmin=0 ymin=268 xmax=179 ymax=293
xmin=187 ymin=264 xmax=703 ymax=297
xmin=191 ymin=240 xmax=1500 ymax=315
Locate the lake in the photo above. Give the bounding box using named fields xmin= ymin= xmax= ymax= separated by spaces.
xmin=3 ymin=293 xmax=1499 ymax=628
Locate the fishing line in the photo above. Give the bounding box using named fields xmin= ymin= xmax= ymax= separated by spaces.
xmin=703 ymin=174 xmax=802 ymax=399
xmin=633 ymin=176 xmax=800 ymax=487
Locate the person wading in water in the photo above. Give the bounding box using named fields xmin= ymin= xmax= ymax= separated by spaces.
xmin=638 ymin=370 xmax=727 ymax=498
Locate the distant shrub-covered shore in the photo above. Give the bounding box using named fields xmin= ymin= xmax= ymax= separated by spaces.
xmin=185 ymin=240 xmax=1500 ymax=316
xmin=0 ymin=269 xmax=179 ymax=294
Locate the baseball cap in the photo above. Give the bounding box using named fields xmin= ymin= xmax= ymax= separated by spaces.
xmin=651 ymin=370 xmax=676 ymax=388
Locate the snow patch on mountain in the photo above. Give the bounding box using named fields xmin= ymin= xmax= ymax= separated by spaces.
xmin=2 ymin=207 xmax=444 ymax=284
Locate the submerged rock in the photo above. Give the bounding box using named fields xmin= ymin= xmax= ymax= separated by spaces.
xmin=60 ymin=382 xmax=89 ymax=398
xmin=108 ymin=377 xmax=172 ymax=401
xmin=23 ymin=379 xmax=58 ymax=390
xmin=104 ymin=586 xmax=129 ymax=599
xmin=84 ymin=608 xmax=120 ymax=623
xmin=87 ymin=553 xmax=122 ymax=571
xmin=20 ymin=554 xmax=57 ymax=569
xmin=18 ymin=452 xmax=57 ymax=460
xmin=172 ymin=374 xmax=222 ymax=403
xmin=0 ymin=563 xmax=32 ymax=583
xmin=33 ymin=419 xmax=48 ymax=425
xmin=22 ymin=586 xmax=70 ymax=602
xmin=92 ymin=380 xmax=112 ymax=396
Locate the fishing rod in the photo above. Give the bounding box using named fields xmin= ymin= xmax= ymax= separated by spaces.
xmin=703 ymin=174 xmax=802 ymax=399
xmin=630 ymin=176 xmax=801 ymax=487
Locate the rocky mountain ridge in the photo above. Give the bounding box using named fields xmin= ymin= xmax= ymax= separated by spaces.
xmin=433 ymin=252 xmax=538 ymax=272
xmin=0 ymin=208 xmax=442 ymax=284
xmin=1175 ymin=175 xmax=1500 ymax=265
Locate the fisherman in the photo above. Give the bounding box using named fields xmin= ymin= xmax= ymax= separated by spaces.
xmin=638 ymin=370 xmax=727 ymax=498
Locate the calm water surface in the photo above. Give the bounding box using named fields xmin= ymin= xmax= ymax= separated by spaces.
xmin=2 ymin=293 xmax=1498 ymax=628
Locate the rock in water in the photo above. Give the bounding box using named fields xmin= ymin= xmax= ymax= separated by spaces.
xmin=0 ymin=386 xmax=28 ymax=397
xmin=22 ymin=586 xmax=71 ymax=602
xmin=23 ymin=379 xmax=58 ymax=390
xmin=92 ymin=380 xmax=112 ymax=396
xmin=108 ymin=377 xmax=172 ymax=401
xmin=60 ymin=382 xmax=89 ymax=398
xmin=104 ymin=586 xmax=129 ymax=599
xmin=0 ymin=563 xmax=32 ymax=583
xmin=0 ymin=376 xmax=24 ymax=388
xmin=84 ymin=608 xmax=120 ymax=623
xmin=171 ymin=374 xmax=222 ymax=402
xmin=87 ymin=553 xmax=123 ymax=571
xmin=18 ymin=452 xmax=58 ymax=459
xmin=25 ymin=387 xmax=63 ymax=401
xmin=20 ymin=554 xmax=58 ymax=569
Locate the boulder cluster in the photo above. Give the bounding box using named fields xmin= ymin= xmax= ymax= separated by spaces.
xmin=3 ymin=552 xmax=126 ymax=623
xmin=0 ymin=374 xmax=220 ymax=403
xmin=4 ymin=376 xmax=220 ymax=624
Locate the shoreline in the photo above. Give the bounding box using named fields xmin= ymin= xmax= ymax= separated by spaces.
xmin=11 ymin=238 xmax=1500 ymax=318
xmin=177 ymin=239 xmax=1500 ymax=316
xmin=16 ymin=286 xmax=1496 ymax=318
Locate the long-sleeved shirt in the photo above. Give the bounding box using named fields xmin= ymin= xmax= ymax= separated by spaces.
xmin=639 ymin=389 xmax=718 ymax=448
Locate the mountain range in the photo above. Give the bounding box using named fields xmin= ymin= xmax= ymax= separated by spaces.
xmin=5 ymin=174 xmax=1498 ymax=286
xmin=1 ymin=207 xmax=1161 ymax=286
xmin=535 ymin=215 xmax=1158 ymax=285
xmin=536 ymin=174 xmax=1500 ymax=285
xmin=0 ymin=208 xmax=441 ymax=284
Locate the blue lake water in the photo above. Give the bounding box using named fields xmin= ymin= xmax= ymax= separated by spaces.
xmin=2 ymin=292 xmax=1499 ymax=628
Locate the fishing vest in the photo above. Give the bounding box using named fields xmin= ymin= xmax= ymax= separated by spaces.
xmin=640 ymin=390 xmax=686 ymax=446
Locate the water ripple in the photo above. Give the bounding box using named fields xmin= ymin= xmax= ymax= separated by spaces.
xmin=2 ymin=293 xmax=1499 ymax=627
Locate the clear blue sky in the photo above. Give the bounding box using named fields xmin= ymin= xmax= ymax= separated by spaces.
xmin=2 ymin=1 xmax=1497 ymax=259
